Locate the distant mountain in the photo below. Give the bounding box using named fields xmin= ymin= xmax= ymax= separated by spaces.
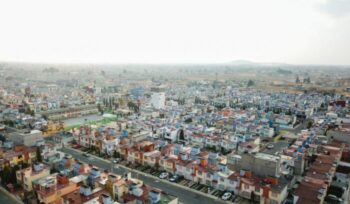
xmin=228 ymin=60 xmax=256 ymax=65
xmin=228 ymin=60 xmax=292 ymax=67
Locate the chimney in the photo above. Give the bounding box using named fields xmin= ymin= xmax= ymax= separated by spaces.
xmin=266 ymin=176 xmax=278 ymax=185
xmin=200 ymin=158 xmax=208 ymax=167
xmin=58 ymin=174 xmax=69 ymax=185
xmin=245 ymin=171 xmax=252 ymax=179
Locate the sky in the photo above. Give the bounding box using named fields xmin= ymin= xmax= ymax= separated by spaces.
xmin=0 ymin=0 xmax=349 ymax=65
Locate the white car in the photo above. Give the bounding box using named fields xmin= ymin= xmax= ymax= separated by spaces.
xmin=267 ymin=144 xmax=274 ymax=149
xmin=159 ymin=172 xmax=169 ymax=179
xmin=221 ymin=192 xmax=232 ymax=200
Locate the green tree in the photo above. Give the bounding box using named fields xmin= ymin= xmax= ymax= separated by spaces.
xmin=36 ymin=147 xmax=42 ymax=162
xmin=1 ymin=165 xmax=11 ymax=185
xmin=307 ymin=120 xmax=313 ymax=129
xmin=113 ymin=150 xmax=120 ymax=158
xmin=247 ymin=80 xmax=254 ymax=87
xmin=11 ymin=165 xmax=20 ymax=184
xmin=97 ymin=103 xmax=102 ymax=113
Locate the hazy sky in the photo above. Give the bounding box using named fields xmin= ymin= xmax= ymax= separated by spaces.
xmin=0 ymin=0 xmax=349 ymax=65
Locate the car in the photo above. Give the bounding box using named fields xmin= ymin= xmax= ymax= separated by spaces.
xmin=267 ymin=144 xmax=274 ymax=149
xmin=221 ymin=192 xmax=232 ymax=200
xmin=113 ymin=158 xmax=121 ymax=164
xmin=159 ymin=172 xmax=169 ymax=179
xmin=169 ymin=174 xmax=180 ymax=182
xmin=169 ymin=174 xmax=179 ymax=182
xmin=326 ymin=194 xmax=343 ymax=203
xmin=82 ymin=153 xmax=90 ymax=157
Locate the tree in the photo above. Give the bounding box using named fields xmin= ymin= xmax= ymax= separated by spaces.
xmin=304 ymin=77 xmax=311 ymax=84
xmin=50 ymin=167 xmax=58 ymax=174
xmin=1 ymin=165 xmax=11 ymax=185
xmin=154 ymin=162 xmax=160 ymax=170
xmin=19 ymin=161 xmax=30 ymax=169
xmin=36 ymin=147 xmax=42 ymax=162
xmin=184 ymin=118 xmax=192 ymax=123
xmin=307 ymin=120 xmax=313 ymax=129
xmin=97 ymin=103 xmax=102 ymax=113
xmin=247 ymin=80 xmax=254 ymax=87
xmin=113 ymin=150 xmax=120 ymax=158
xmin=11 ymin=165 xmax=19 ymax=184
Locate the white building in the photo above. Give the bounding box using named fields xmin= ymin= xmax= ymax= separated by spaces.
xmin=9 ymin=129 xmax=44 ymax=146
xmin=150 ymin=86 xmax=166 ymax=110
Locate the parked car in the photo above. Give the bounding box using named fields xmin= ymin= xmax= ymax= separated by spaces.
xmin=221 ymin=192 xmax=232 ymax=200
xmin=169 ymin=174 xmax=182 ymax=182
xmin=159 ymin=172 xmax=169 ymax=179
xmin=267 ymin=144 xmax=274 ymax=149
xmin=113 ymin=158 xmax=121 ymax=164
xmin=82 ymin=153 xmax=90 ymax=157
xmin=325 ymin=194 xmax=342 ymax=204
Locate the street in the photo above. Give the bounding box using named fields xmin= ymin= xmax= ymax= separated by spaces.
xmin=0 ymin=190 xmax=22 ymax=204
xmin=59 ymin=147 xmax=227 ymax=204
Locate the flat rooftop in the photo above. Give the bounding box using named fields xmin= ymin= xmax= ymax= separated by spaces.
xmin=262 ymin=141 xmax=289 ymax=155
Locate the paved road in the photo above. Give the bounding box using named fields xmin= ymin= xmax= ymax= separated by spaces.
xmin=0 ymin=191 xmax=22 ymax=204
xmin=60 ymin=147 xmax=225 ymax=204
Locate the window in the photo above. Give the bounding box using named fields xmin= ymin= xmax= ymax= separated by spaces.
xmin=198 ymin=171 xmax=202 ymax=175
xmin=271 ymin=192 xmax=278 ymax=197
xmin=220 ymin=178 xmax=224 ymax=182
xmin=244 ymin=184 xmax=249 ymax=190
xmin=206 ymin=173 xmax=211 ymax=177
xmin=186 ymin=167 xmax=190 ymax=172
xmin=229 ymin=180 xmax=235 ymax=184
xmin=255 ymin=188 xmax=260 ymax=193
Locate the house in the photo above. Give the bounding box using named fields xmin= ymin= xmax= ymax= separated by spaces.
xmin=16 ymin=163 xmax=51 ymax=191
xmin=0 ymin=145 xmax=36 ymax=168
xmin=105 ymin=173 xmax=127 ymax=201
xmin=159 ymin=156 xmax=177 ymax=174
xmin=175 ymin=157 xmax=196 ymax=181
xmin=33 ymin=173 xmax=80 ymax=204
xmin=61 ymin=185 xmax=106 ymax=204
xmin=142 ymin=150 xmax=161 ymax=167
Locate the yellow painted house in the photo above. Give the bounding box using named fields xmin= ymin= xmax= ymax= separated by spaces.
xmin=16 ymin=163 xmax=50 ymax=191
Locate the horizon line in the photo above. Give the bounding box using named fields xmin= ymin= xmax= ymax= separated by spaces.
xmin=0 ymin=60 xmax=349 ymax=67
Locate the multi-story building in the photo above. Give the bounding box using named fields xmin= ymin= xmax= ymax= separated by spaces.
xmin=150 ymin=86 xmax=166 ymax=110
xmin=0 ymin=145 xmax=36 ymax=168
xmin=33 ymin=173 xmax=80 ymax=204
xmin=16 ymin=163 xmax=51 ymax=191
xmin=9 ymin=129 xmax=44 ymax=146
